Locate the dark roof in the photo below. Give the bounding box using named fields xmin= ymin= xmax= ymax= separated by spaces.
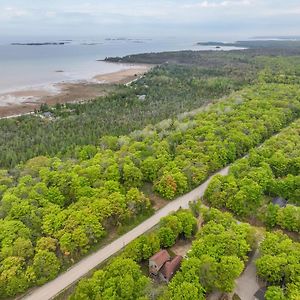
xmin=160 ymin=255 xmax=183 ymax=281
xmin=43 ymin=112 xmax=53 ymax=117
xmin=150 ymin=250 xmax=170 ymax=269
xmin=138 ymin=95 xmax=146 ymax=101
xmin=272 ymin=197 xmax=287 ymax=207
xmin=254 ymin=288 xmax=267 ymax=300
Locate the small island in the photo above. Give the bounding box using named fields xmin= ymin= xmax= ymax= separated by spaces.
xmin=11 ymin=42 xmax=66 ymax=46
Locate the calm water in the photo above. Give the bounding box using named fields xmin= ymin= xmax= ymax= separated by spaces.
xmin=0 ymin=37 xmax=242 ymax=93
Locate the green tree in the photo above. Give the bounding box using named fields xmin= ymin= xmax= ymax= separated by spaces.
xmin=158 ymin=227 xmax=177 ymax=247
xmin=141 ymin=156 xmax=160 ymax=182
xmin=32 ymin=250 xmax=61 ymax=285
xmin=256 ymin=254 xmax=287 ymax=284
xmin=277 ymin=205 xmax=300 ymax=232
xmin=122 ymin=163 xmax=143 ymax=189
xmin=36 ymin=237 xmax=57 ymax=252
xmin=0 ymin=257 xmax=29 ymax=298
xmin=179 ymin=256 xmax=218 ymax=292
xmin=71 ymin=258 xmax=149 ymax=300
xmin=215 ymin=256 xmax=244 ymax=292
xmin=264 ymin=204 xmax=280 ymax=229
xmin=164 ymin=281 xmax=205 ymax=300
xmin=126 ymin=188 xmax=151 ymax=215
xmin=176 ymin=210 xmax=197 ymax=238
xmin=286 ymin=282 xmax=300 ymax=300
xmin=265 ymin=286 xmax=285 ymax=300
xmin=154 ymin=173 xmax=178 ymax=199
xmin=12 ymin=238 xmax=34 ymax=260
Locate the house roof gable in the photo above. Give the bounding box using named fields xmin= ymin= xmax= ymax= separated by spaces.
xmin=150 ymin=250 xmax=170 ymax=269
xmin=160 ymin=255 xmax=183 ymax=281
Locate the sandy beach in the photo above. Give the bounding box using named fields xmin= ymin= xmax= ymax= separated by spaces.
xmin=0 ymin=64 xmax=152 ymax=118
xmin=93 ymin=65 xmax=151 ymax=84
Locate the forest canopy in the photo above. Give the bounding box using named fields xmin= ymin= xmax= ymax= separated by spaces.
xmin=204 ymin=118 xmax=300 ymax=232
xmin=3 ymin=51 xmax=300 ymax=169
xmin=1 ymin=51 xmax=300 ymax=298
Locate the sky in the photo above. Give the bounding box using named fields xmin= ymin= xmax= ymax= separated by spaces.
xmin=0 ymin=0 xmax=300 ymax=40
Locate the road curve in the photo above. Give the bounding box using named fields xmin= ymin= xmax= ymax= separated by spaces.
xmin=21 ymin=166 xmax=229 ymax=300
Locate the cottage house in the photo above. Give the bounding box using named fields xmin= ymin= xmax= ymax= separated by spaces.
xmin=138 ymin=94 xmax=146 ymax=101
xmin=272 ymin=197 xmax=287 ymax=208
xmin=149 ymin=249 xmax=170 ymax=275
xmin=42 ymin=112 xmax=53 ymax=118
xmin=159 ymin=255 xmax=183 ymax=283
xmin=254 ymin=288 xmax=266 ymax=300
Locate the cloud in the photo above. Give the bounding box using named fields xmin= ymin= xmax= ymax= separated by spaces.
xmin=59 ymin=2 xmax=171 ymax=19
xmin=0 ymin=0 xmax=299 ymax=38
xmin=183 ymin=0 xmax=252 ymax=9
xmin=45 ymin=11 xmax=57 ymax=18
xmin=2 ymin=6 xmax=29 ymax=18
xmin=262 ymin=6 xmax=300 ymax=16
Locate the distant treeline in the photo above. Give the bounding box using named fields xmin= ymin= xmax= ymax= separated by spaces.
xmin=197 ymin=39 xmax=300 ymax=49
xmin=106 ymin=41 xmax=300 ymax=65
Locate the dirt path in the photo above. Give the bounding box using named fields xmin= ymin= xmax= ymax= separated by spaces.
xmin=21 ymin=167 xmax=229 ymax=300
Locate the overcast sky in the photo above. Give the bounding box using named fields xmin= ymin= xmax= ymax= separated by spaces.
xmin=0 ymin=0 xmax=299 ymax=40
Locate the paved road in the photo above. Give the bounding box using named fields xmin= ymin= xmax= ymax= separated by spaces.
xmin=22 ymin=167 xmax=229 ymax=300
xmin=231 ymin=250 xmax=260 ymax=300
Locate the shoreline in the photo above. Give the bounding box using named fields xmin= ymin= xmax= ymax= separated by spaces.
xmin=0 ymin=64 xmax=153 ymax=118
